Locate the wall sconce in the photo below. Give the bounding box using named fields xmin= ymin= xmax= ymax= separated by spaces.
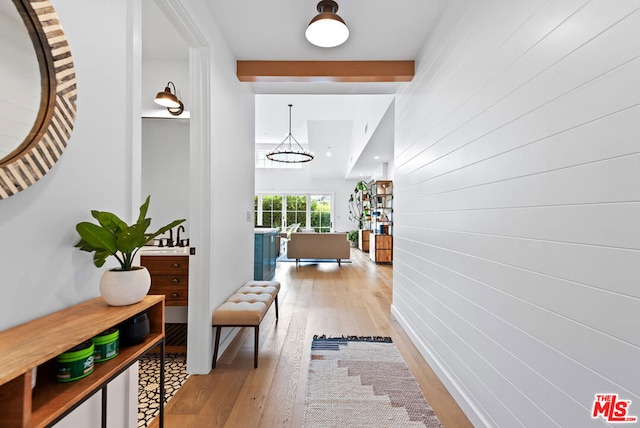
xmin=154 ymin=81 xmax=184 ymax=116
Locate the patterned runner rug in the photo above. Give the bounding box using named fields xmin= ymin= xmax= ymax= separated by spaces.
xmin=303 ymin=336 xmax=443 ymax=428
xmin=137 ymin=353 xmax=189 ymax=427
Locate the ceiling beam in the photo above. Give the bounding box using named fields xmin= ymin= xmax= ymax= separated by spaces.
xmin=236 ymin=60 xmax=414 ymax=83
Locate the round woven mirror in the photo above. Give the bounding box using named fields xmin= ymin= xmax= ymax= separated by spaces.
xmin=0 ymin=0 xmax=76 ymax=199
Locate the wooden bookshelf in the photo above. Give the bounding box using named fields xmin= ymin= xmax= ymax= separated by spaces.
xmin=370 ymin=180 xmax=393 ymax=263
xmin=358 ymin=229 xmax=371 ymax=252
xmin=0 ymin=296 xmax=165 ymax=428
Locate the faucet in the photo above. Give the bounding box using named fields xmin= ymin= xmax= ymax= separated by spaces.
xmin=176 ymin=225 xmax=185 ymax=247
xmin=167 ymin=228 xmax=174 ymax=247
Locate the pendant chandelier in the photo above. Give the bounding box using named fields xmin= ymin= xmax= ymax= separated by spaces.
xmin=266 ymin=104 xmax=314 ymax=163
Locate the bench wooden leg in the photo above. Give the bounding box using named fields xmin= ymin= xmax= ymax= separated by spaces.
xmin=274 ymin=295 xmax=279 ymax=320
xmin=254 ymin=325 xmax=259 ymax=369
xmin=338 ymin=258 xmax=341 ymax=266
xmin=212 ymin=326 xmax=221 ymax=368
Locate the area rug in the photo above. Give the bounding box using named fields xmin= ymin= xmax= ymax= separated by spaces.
xmin=137 ymin=353 xmax=189 ymax=428
xmin=303 ymin=335 xmax=442 ymax=428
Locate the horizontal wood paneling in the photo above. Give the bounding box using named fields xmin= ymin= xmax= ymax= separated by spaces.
xmin=393 ymin=288 xmax=526 ymax=428
xmin=397 ymin=1 xmax=640 ymax=168
xmin=396 ymin=0 xmax=594 ymax=158
xmin=396 ymin=57 xmax=640 ymax=190
xmin=395 ymin=111 xmax=640 ymax=208
xmin=393 ymin=1 xmax=640 ymax=427
xmin=394 ymin=271 xmax=634 ymax=428
xmin=399 ymin=202 xmax=640 ymax=249
xmin=396 ymin=236 xmax=640 ymax=344
xmin=395 ymin=224 xmax=640 ymax=297
xmin=394 ymin=247 xmax=640 ymax=388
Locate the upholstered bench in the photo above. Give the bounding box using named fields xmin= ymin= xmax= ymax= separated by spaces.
xmin=212 ymin=280 xmax=280 ymax=368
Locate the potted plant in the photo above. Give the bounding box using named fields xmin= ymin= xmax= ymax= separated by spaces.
xmin=347 ymin=230 xmax=359 ymax=247
xmin=348 ymin=180 xmax=370 ymax=229
xmin=75 ymin=196 xmax=185 ymax=306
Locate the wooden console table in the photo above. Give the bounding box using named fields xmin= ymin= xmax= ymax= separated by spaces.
xmin=0 ymin=295 xmax=165 ymax=428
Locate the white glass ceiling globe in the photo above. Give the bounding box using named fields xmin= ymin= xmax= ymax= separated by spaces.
xmin=305 ymin=17 xmax=349 ymax=48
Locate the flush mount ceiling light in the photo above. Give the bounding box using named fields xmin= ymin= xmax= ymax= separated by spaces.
xmin=305 ymin=0 xmax=349 ymax=48
xmin=154 ymin=81 xmax=184 ymax=116
xmin=266 ymin=104 xmax=314 ymax=163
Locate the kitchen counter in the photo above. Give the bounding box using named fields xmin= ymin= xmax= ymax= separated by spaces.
xmin=254 ymin=228 xmax=278 ymax=234
xmin=139 ymin=246 xmax=190 ymax=256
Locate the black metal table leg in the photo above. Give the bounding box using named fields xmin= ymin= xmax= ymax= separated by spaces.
xmin=101 ymin=384 xmax=107 ymax=428
xmin=159 ymin=338 xmax=165 ymax=428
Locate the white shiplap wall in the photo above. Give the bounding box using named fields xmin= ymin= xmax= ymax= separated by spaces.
xmin=392 ymin=1 xmax=640 ymax=427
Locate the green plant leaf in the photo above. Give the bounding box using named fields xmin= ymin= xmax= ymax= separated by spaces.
xmin=146 ymin=218 xmax=186 ymax=242
xmin=76 ymin=222 xmax=117 ymax=253
xmin=116 ymin=221 xmax=150 ymax=255
xmin=75 ymin=196 xmax=185 ymax=271
xmin=356 ymin=180 xmax=368 ymax=191
xmin=91 ymin=210 xmax=128 ymax=235
xmin=75 ymin=238 xmax=95 ymax=252
xmin=137 ymin=196 xmax=151 ymax=225
xmin=93 ymin=249 xmax=112 ymax=268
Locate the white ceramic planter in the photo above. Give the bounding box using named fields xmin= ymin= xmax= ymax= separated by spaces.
xmin=99 ymin=267 xmax=151 ymax=306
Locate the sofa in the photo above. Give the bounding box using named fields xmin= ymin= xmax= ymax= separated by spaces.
xmin=286 ymin=232 xmax=351 ymax=266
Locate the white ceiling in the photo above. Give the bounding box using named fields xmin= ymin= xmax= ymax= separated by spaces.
xmin=142 ymin=0 xmax=446 ymax=179
xmin=255 ymin=94 xmax=394 ymax=179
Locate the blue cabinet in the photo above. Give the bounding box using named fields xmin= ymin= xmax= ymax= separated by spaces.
xmin=254 ymin=229 xmax=277 ymax=280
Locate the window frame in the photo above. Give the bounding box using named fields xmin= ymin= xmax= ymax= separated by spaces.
xmin=255 ymin=192 xmax=334 ymax=233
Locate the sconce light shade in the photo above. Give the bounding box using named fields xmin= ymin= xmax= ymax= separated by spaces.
xmin=154 ymin=81 xmax=184 ymax=116
xmin=305 ymin=0 xmax=349 ymax=48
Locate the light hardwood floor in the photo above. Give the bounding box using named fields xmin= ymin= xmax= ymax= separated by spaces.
xmin=151 ymin=248 xmax=472 ymax=428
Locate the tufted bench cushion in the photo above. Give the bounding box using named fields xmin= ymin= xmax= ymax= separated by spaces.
xmin=212 ymin=280 xmax=280 ymax=369
xmin=236 ymin=288 xmax=276 ymax=304
xmin=212 ymin=301 xmax=268 ymax=325
xmin=240 ymin=280 xmax=281 ymax=293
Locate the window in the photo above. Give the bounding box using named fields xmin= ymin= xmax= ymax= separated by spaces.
xmin=285 ymin=195 xmax=307 ymax=228
xmin=255 ymin=193 xmax=333 ymax=233
xmin=310 ymin=195 xmax=331 ymax=233
xmin=260 ymin=195 xmax=283 ymax=229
